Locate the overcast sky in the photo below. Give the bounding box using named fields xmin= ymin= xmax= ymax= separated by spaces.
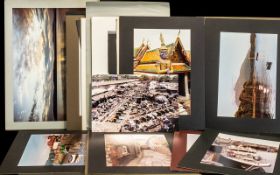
xmin=18 ymin=135 xmax=50 ymax=166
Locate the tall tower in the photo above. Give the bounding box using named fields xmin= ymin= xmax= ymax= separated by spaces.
xmin=159 ymin=33 xmax=168 ymax=60
xmin=235 ymin=33 xmax=271 ymax=119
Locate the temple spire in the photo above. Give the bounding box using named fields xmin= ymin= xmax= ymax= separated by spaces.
xmin=177 ymin=30 xmax=181 ymax=38
xmin=160 ymin=33 xmax=165 ymax=46
xmin=160 ymin=33 xmax=167 ymax=50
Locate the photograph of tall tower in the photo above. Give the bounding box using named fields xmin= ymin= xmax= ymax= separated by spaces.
xmin=217 ymin=32 xmax=277 ymax=119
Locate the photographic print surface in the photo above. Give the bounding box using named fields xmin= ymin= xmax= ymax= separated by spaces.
xmin=13 ymin=8 xmax=56 ymax=122
xmin=104 ymin=134 xmax=171 ymax=167
xmin=186 ymin=133 xmax=200 ymax=152
xmin=18 ymin=134 xmax=86 ymax=166
xmin=133 ymin=29 xmax=191 ymax=74
xmin=91 ymin=74 xmax=184 ymax=132
xmin=12 ymin=8 xmax=84 ymax=122
xmin=201 ymin=133 xmax=280 ymax=173
xmin=134 ymin=29 xmax=191 ymax=114
xmin=217 ymin=32 xmax=278 ymax=119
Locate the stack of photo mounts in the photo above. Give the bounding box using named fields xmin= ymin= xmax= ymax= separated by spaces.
xmin=1 ymin=0 xmax=280 ymax=175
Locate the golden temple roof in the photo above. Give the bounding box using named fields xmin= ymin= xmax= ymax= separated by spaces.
xmin=139 ymin=43 xmax=175 ymax=64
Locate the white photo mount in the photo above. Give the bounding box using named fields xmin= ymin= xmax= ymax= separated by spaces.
xmin=86 ymin=1 xmax=170 ymax=131
xmin=4 ymin=0 xmax=87 ymax=130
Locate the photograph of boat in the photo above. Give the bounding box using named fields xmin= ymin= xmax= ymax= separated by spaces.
xmin=18 ymin=134 xmax=86 ymax=166
xmin=217 ymin=32 xmax=277 ymax=119
xmin=104 ymin=134 xmax=171 ymax=167
xmin=91 ymin=74 xmax=184 ymax=132
xmin=200 ymin=133 xmax=280 ymax=173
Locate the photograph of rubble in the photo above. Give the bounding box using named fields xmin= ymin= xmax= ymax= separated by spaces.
xmin=91 ymin=74 xmax=186 ymax=132
xmin=104 ymin=134 xmax=171 ymax=167
xmin=200 ymin=133 xmax=280 ymax=173
xmin=12 ymin=8 xmax=84 ymax=123
xmin=18 ymin=134 xmax=86 ymax=166
xmin=217 ymin=32 xmax=277 ymax=119
xmin=133 ymin=29 xmax=191 ymax=114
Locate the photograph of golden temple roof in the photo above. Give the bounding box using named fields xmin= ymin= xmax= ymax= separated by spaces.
xmin=133 ymin=29 xmax=191 ymax=75
xmin=133 ymin=29 xmax=191 ymax=114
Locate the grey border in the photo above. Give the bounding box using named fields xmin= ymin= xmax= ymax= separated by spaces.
xmin=0 ymin=130 xmax=87 ymax=174
xmin=205 ymin=18 xmax=280 ymax=134
xmin=179 ymin=129 xmax=280 ymax=175
xmin=88 ymin=132 xmax=174 ymax=174
xmin=118 ymin=17 xmax=205 ymax=130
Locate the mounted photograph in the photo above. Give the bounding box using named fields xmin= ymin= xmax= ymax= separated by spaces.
xmin=119 ymin=17 xmax=205 ymax=130
xmin=0 ymin=130 xmax=87 ymax=174
xmin=201 ymin=133 xmax=280 ymax=173
xmin=91 ymin=74 xmax=185 ymax=132
xmin=205 ymin=18 xmax=280 ymax=134
xmin=5 ymin=0 xmax=85 ymax=130
xmin=12 ymin=8 xmax=84 ymax=123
